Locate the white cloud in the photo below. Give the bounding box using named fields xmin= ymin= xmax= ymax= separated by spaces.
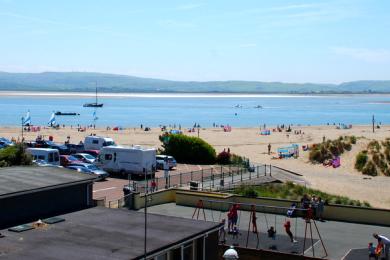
xmin=331 ymin=47 xmax=390 ymax=63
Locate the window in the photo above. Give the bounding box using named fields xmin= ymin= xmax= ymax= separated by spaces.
xmin=105 ymin=154 xmax=113 ymax=160
xmin=38 ymin=155 xmax=45 ymax=160
xmin=48 ymin=153 xmax=54 ymax=162
xmin=92 ymin=140 xmax=99 ymax=144
xmin=54 ymin=153 xmax=59 ymax=161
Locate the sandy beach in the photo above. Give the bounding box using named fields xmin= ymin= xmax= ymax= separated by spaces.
xmin=2 ymin=125 xmax=390 ymax=209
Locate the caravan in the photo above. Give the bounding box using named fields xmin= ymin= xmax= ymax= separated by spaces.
xmin=97 ymin=146 xmax=156 ymax=177
xmin=84 ymin=136 xmax=115 ymax=150
xmin=26 ymin=148 xmax=60 ymax=166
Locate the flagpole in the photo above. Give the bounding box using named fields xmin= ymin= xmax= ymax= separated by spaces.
xmin=21 ymin=117 xmax=24 ymax=142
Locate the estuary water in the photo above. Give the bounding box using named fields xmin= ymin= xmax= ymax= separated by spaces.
xmin=1 ymin=92 xmax=389 ymax=127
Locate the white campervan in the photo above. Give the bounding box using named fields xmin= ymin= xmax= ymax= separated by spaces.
xmin=26 ymin=148 xmax=60 ymax=166
xmin=97 ymin=146 xmax=156 ymax=177
xmin=84 ymin=136 xmax=115 ymax=151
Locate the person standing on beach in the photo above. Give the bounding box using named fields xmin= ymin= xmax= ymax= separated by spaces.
xmin=373 ymin=233 xmax=390 ymax=259
xmin=268 ymin=143 xmax=271 ymax=155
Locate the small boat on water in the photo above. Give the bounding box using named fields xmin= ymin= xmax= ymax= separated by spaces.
xmin=234 ymin=104 xmax=243 ymax=108
xmin=254 ymin=105 xmax=263 ymax=109
xmin=55 ymin=111 xmax=80 ymax=116
xmin=83 ymin=83 xmax=103 ymax=108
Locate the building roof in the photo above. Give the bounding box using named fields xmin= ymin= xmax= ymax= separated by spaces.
xmin=0 ymin=166 xmax=96 ymax=198
xmin=0 ymin=207 xmax=221 ymax=260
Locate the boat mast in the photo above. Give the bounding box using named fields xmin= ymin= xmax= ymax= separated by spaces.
xmin=95 ymin=81 xmax=98 ymax=104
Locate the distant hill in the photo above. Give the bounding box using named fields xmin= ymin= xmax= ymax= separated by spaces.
xmin=0 ymin=71 xmax=389 ymax=93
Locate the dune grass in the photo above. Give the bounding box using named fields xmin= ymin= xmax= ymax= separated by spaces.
xmin=234 ymin=182 xmax=371 ymax=207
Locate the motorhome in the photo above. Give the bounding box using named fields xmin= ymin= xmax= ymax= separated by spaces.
xmin=97 ymin=146 xmax=156 ymax=177
xmin=26 ymin=148 xmax=60 ymax=166
xmin=84 ymin=136 xmax=115 ymax=150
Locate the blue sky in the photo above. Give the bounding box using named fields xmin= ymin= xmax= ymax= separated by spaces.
xmin=0 ymin=0 xmax=389 ymax=83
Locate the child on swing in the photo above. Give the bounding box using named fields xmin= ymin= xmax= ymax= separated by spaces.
xmin=284 ymin=220 xmax=298 ymax=243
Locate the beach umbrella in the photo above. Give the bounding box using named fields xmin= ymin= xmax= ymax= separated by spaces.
xmin=23 ymin=110 xmax=31 ymax=126
xmin=48 ymin=112 xmax=56 ymax=125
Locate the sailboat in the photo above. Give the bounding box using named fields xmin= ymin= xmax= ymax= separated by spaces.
xmin=83 ymin=83 xmax=103 ymax=107
xmin=23 ymin=110 xmax=32 ymax=126
xmin=48 ymin=112 xmax=56 ymax=126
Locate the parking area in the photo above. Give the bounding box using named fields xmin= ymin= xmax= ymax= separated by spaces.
xmin=93 ymin=163 xmax=218 ymax=202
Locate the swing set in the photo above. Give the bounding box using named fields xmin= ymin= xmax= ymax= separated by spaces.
xmin=191 ymin=199 xmax=328 ymax=258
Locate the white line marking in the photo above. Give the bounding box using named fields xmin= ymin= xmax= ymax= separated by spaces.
xmin=304 ymin=240 xmax=321 ymax=255
xmin=93 ymin=187 xmax=117 ymax=193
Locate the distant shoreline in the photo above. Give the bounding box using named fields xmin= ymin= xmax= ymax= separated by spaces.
xmin=1 ymin=90 xmax=390 ymax=98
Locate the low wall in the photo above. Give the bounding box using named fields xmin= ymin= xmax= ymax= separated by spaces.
xmin=133 ymin=189 xmax=176 ymax=209
xmin=175 ymin=190 xmax=390 ymax=226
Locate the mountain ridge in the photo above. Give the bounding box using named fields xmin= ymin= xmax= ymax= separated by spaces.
xmin=0 ymin=71 xmax=389 ymax=93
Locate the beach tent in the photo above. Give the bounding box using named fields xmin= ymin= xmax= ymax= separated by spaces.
xmin=260 ymin=129 xmax=271 ymax=135
xmin=277 ymin=144 xmax=299 ymax=158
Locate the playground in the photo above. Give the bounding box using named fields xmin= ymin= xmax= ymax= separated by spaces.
xmin=141 ymin=202 xmax=390 ymax=260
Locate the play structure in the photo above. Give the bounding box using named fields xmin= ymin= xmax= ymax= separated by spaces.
xmin=192 ymin=199 xmax=328 ymax=258
xmin=277 ymin=144 xmax=299 ymax=158
xmin=260 ymin=129 xmax=271 ymax=135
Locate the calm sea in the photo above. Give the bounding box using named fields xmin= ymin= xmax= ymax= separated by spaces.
xmin=1 ymin=92 xmax=389 ymax=127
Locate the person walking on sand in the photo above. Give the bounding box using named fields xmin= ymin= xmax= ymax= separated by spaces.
xmin=373 ymin=233 xmax=390 ymax=259
xmin=268 ymin=143 xmax=271 ymax=155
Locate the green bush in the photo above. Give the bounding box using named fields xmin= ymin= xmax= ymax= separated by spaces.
xmin=343 ymin=142 xmax=352 ymax=151
xmin=159 ymin=134 xmax=216 ymax=164
xmin=0 ymin=144 xmax=32 ymax=167
xmin=349 ymin=136 xmax=357 ymax=144
xmin=216 ymin=150 xmax=231 ymax=164
xmin=355 ymin=152 xmax=368 ymax=171
xmin=362 ymin=161 xmax=378 ymax=176
xmin=368 ymin=140 xmax=381 ymax=152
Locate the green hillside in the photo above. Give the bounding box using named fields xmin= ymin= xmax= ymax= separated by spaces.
xmin=0 ymin=71 xmax=389 ymax=93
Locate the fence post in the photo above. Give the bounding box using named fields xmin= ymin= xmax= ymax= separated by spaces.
xmin=257 ymin=166 xmax=259 ymax=178
xmin=264 ymin=164 xmax=267 ymax=176
xmin=212 ymin=168 xmax=214 ymax=188
xmin=241 ymin=168 xmax=243 ymax=182
xmin=231 ymin=168 xmax=234 ymax=183
xmin=191 ymin=171 xmax=193 ymax=181
xmin=249 ymin=168 xmax=252 ymax=180
xmin=180 ymin=173 xmax=182 ymax=187
xmin=201 ymin=169 xmax=204 ymax=190
xmin=270 ymin=164 xmax=272 ymax=177
xmin=168 ymin=175 xmax=171 ymax=188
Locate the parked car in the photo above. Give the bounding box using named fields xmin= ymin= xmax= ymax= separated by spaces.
xmin=26 ymin=148 xmax=60 ymax=166
xmin=33 ymin=140 xmax=70 ymax=155
xmin=0 ymin=137 xmax=14 ymax=148
xmin=67 ymin=163 xmax=109 ymax=180
xmin=60 ymin=155 xmax=83 ymax=167
xmin=66 ymin=143 xmax=85 ymax=154
xmin=156 ymin=155 xmax=177 ymax=170
xmin=72 ymin=153 xmax=96 ymax=163
xmin=83 ymin=136 xmax=116 ymax=150
xmin=82 ymin=150 xmax=100 ymax=158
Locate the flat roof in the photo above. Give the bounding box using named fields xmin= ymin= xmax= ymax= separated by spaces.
xmin=0 ymin=166 xmax=96 ymax=198
xmin=0 ymin=207 xmax=221 ymax=259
